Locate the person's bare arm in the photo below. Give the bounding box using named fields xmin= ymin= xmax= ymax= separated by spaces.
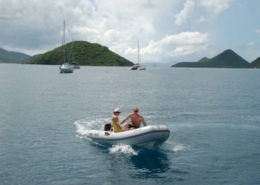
xmin=141 ymin=116 xmax=147 ymax=126
xmin=120 ymin=115 xmax=130 ymax=125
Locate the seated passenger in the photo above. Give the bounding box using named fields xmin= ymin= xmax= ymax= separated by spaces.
xmin=120 ymin=107 xmax=147 ymax=130
xmin=110 ymin=108 xmax=123 ymax=132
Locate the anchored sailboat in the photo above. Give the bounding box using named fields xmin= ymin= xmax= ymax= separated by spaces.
xmin=59 ymin=20 xmax=74 ymax=73
xmin=130 ymin=40 xmax=146 ymax=70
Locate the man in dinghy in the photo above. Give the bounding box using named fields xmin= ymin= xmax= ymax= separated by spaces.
xmin=120 ymin=107 xmax=147 ymax=130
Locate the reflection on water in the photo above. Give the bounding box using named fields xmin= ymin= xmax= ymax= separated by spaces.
xmin=104 ymin=145 xmax=172 ymax=184
xmin=83 ymin=133 xmax=192 ymax=184
xmin=87 ymin=141 xmax=173 ymax=183
xmin=129 ymin=148 xmax=170 ymax=179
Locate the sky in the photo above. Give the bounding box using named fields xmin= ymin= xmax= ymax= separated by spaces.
xmin=0 ymin=0 xmax=260 ymax=65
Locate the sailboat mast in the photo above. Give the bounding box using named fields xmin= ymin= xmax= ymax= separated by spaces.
xmin=68 ymin=41 xmax=74 ymax=62
xmin=63 ymin=20 xmax=66 ymax=63
xmin=72 ymin=40 xmax=74 ymax=63
xmin=138 ymin=40 xmax=139 ymax=65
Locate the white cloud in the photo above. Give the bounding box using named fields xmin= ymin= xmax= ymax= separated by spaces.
xmin=0 ymin=0 xmax=258 ymax=63
xmin=248 ymin=42 xmax=254 ymax=46
xmin=125 ymin=31 xmax=208 ymax=62
xmin=256 ymin=29 xmax=260 ymax=37
xmin=175 ymin=0 xmax=195 ymax=26
xmin=198 ymin=16 xmax=205 ymax=22
xmin=200 ymin=0 xmax=234 ymax=15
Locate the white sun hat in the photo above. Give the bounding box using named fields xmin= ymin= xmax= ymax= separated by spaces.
xmin=113 ymin=108 xmax=121 ymax=113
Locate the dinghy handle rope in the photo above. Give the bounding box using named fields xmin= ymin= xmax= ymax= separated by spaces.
xmin=160 ymin=125 xmax=167 ymax=141
xmin=153 ymin=125 xmax=167 ymax=148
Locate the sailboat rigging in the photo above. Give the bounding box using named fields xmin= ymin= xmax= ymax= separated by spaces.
xmin=59 ymin=20 xmax=74 ymax=73
xmin=129 ymin=40 xmax=146 ymax=70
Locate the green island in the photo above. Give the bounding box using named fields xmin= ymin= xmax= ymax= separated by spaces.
xmin=1 ymin=43 xmax=260 ymax=68
xmin=172 ymin=49 xmax=260 ymax=68
xmin=27 ymin=41 xmax=133 ymax=66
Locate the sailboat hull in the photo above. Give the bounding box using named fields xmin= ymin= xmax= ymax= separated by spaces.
xmin=129 ymin=64 xmax=140 ymax=70
xmin=59 ymin=68 xmax=73 ymax=73
xmin=138 ymin=66 xmax=146 ymax=70
xmin=59 ymin=63 xmax=74 ymax=73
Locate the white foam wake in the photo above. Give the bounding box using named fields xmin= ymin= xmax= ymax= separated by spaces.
xmin=74 ymin=116 xmax=110 ymax=137
xmin=109 ymin=143 xmax=138 ymax=156
xmin=162 ymin=140 xmax=190 ymax=153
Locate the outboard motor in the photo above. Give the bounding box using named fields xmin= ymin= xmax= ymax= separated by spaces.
xmin=104 ymin=123 xmax=111 ymax=131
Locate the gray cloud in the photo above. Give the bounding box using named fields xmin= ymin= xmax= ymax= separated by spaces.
xmin=0 ymin=0 xmax=257 ymax=63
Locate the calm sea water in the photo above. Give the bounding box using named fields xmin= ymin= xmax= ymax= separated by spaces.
xmin=0 ymin=64 xmax=259 ymax=185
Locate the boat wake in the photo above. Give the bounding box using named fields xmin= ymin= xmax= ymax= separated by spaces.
xmin=249 ymin=115 xmax=260 ymax=122
xmin=75 ymin=118 xmax=139 ymax=155
xmin=74 ymin=116 xmax=110 ymax=138
xmin=160 ymin=140 xmax=190 ymax=153
xmin=109 ymin=143 xmax=138 ymax=156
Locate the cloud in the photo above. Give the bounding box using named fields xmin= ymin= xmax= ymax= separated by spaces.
xmin=125 ymin=31 xmax=208 ymax=62
xmin=0 ymin=0 xmax=210 ymax=62
xmin=0 ymin=0 xmax=95 ymax=53
xmin=248 ymin=42 xmax=254 ymax=46
xmin=256 ymin=29 xmax=260 ymax=37
xmin=173 ymin=0 xmax=236 ymax=29
xmin=175 ymin=0 xmax=195 ymax=26
xmin=0 ymin=0 xmax=258 ymax=63
xmin=200 ymin=0 xmax=234 ymax=15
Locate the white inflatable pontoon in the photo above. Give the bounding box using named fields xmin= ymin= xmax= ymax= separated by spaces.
xmin=87 ymin=125 xmax=170 ymax=148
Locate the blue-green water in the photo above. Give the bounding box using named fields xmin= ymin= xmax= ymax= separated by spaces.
xmin=0 ymin=64 xmax=259 ymax=184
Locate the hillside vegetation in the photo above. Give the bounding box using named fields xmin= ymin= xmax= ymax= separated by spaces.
xmin=27 ymin=41 xmax=133 ymax=66
xmin=2 ymin=44 xmax=260 ymax=68
xmin=250 ymin=57 xmax=260 ymax=68
xmin=172 ymin=49 xmax=256 ymax=68
xmin=0 ymin=48 xmax=31 ymax=63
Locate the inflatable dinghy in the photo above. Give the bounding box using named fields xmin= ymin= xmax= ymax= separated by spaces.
xmin=87 ymin=124 xmax=170 ymax=148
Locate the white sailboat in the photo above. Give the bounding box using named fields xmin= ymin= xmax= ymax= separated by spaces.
xmin=59 ymin=20 xmax=74 ymax=73
xmin=130 ymin=40 xmax=146 ymax=70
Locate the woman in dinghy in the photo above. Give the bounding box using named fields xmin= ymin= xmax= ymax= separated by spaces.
xmin=110 ymin=108 xmax=123 ymax=132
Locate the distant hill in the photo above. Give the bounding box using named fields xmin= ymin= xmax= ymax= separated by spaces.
xmin=27 ymin=41 xmax=134 ymax=66
xmin=198 ymin=57 xmax=210 ymax=63
xmin=0 ymin=48 xmax=31 ymax=63
xmin=249 ymin=57 xmax=260 ymax=68
xmin=142 ymin=61 xmax=173 ymax=67
xmin=172 ymin=49 xmax=250 ymax=68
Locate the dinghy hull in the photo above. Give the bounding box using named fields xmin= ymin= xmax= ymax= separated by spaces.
xmin=87 ymin=125 xmax=170 ymax=148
